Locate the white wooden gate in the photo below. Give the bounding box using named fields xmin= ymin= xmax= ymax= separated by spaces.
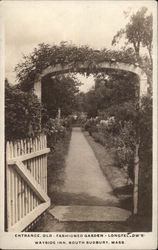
xmin=6 ymin=134 xmax=50 ymax=232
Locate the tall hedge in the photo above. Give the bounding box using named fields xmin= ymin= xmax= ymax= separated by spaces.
xmin=5 ymin=80 xmax=41 ymax=141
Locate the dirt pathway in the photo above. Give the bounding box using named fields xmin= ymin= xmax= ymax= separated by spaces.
xmin=61 ymin=127 xmax=119 ymax=206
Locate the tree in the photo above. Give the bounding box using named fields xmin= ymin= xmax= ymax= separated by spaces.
xmin=141 ymin=14 xmax=153 ymax=63
xmin=42 ymin=74 xmax=81 ymax=118
xmin=84 ymin=70 xmax=137 ymax=118
xmin=74 ymin=92 xmax=87 ymax=113
xmin=84 ymin=87 xmax=98 ymax=118
xmin=112 ymin=7 xmax=153 ymax=63
xmin=111 ymin=7 xmax=153 ymax=216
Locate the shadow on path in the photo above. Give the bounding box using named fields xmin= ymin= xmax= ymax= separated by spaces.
xmin=49 ymin=191 xmax=119 ymax=207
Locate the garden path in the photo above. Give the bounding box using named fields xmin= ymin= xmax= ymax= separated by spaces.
xmin=62 ymin=127 xmax=119 ymax=204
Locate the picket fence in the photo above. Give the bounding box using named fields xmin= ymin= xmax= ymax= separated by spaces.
xmin=6 ymin=134 xmax=50 ymax=232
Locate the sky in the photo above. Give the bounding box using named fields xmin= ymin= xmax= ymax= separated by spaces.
xmin=3 ymin=0 xmax=155 ymax=92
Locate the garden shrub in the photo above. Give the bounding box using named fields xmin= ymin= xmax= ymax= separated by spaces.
xmin=43 ymin=116 xmax=73 ymax=150
xmin=5 ymin=81 xmax=41 ymax=141
xmin=112 ymin=121 xmax=136 ymax=181
xmin=84 ymin=118 xmax=98 ymax=136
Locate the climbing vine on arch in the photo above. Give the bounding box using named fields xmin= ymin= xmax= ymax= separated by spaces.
xmin=15 ymin=42 xmax=137 ymax=90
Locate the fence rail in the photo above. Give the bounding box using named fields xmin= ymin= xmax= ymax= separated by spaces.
xmin=6 ymin=134 xmax=50 ymax=232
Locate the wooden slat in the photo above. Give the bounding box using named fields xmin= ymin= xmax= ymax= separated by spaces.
xmin=27 ymin=186 xmax=30 ymax=214
xmin=45 ymin=149 xmax=47 ymax=192
xmin=8 ymin=148 xmax=50 ymax=165
xmin=40 ymin=136 xmax=42 ymax=186
xmin=14 ymin=171 xmax=18 ymax=223
xmin=37 ymin=137 xmax=40 ymax=184
xmin=41 ymin=156 xmax=44 ymax=189
xmin=13 ymin=161 xmax=49 ymax=202
xmin=19 ymin=140 xmax=24 ymax=220
xmin=14 ymin=142 xmax=18 ymax=223
xmin=42 ymin=136 xmax=45 ymax=189
xmin=24 ymin=182 xmax=26 ymax=216
xmin=44 ymin=135 xmax=47 ymax=190
xmin=6 ymin=142 xmax=11 ymax=229
xmin=34 ymin=138 xmax=37 ymax=183
xmin=24 ymin=139 xmax=27 ymax=155
xmin=30 ymin=138 xmax=33 ymax=175
xmin=42 ymin=136 xmax=45 ymax=190
xmin=30 ymin=190 xmax=33 ymax=211
xmin=21 ymin=179 xmax=24 ymax=218
xmin=32 ymin=156 xmax=36 ymax=208
xmin=39 ymin=156 xmax=41 ymax=185
xmin=44 ymin=134 xmax=47 ymax=192
xmin=10 ymin=141 xmax=15 ymax=225
xmin=18 ymin=176 xmax=22 ymax=220
xmin=8 ymin=200 xmax=50 ymax=232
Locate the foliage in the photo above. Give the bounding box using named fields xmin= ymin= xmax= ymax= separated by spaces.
xmin=15 ymin=42 xmax=137 ymax=91
xmin=84 ymin=116 xmax=136 ymax=182
xmin=83 ymin=87 xmax=98 ymax=118
xmin=5 ymin=80 xmax=41 ymax=141
xmin=83 ymin=70 xmax=137 ymax=118
xmin=141 ymin=13 xmax=153 ymax=63
xmin=84 ymin=117 xmax=99 ymax=136
xmin=112 ymin=7 xmax=153 ymax=63
xmin=74 ymin=92 xmax=87 ymax=113
xmin=42 ymin=74 xmax=81 ymax=118
xmin=112 ymin=121 xmax=136 ymax=180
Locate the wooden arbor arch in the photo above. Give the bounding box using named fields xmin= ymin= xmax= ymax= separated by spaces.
xmin=33 ymin=61 xmax=148 ymax=102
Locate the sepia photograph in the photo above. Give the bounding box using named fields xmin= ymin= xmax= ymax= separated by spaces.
xmin=0 ymin=0 xmax=157 ymax=249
